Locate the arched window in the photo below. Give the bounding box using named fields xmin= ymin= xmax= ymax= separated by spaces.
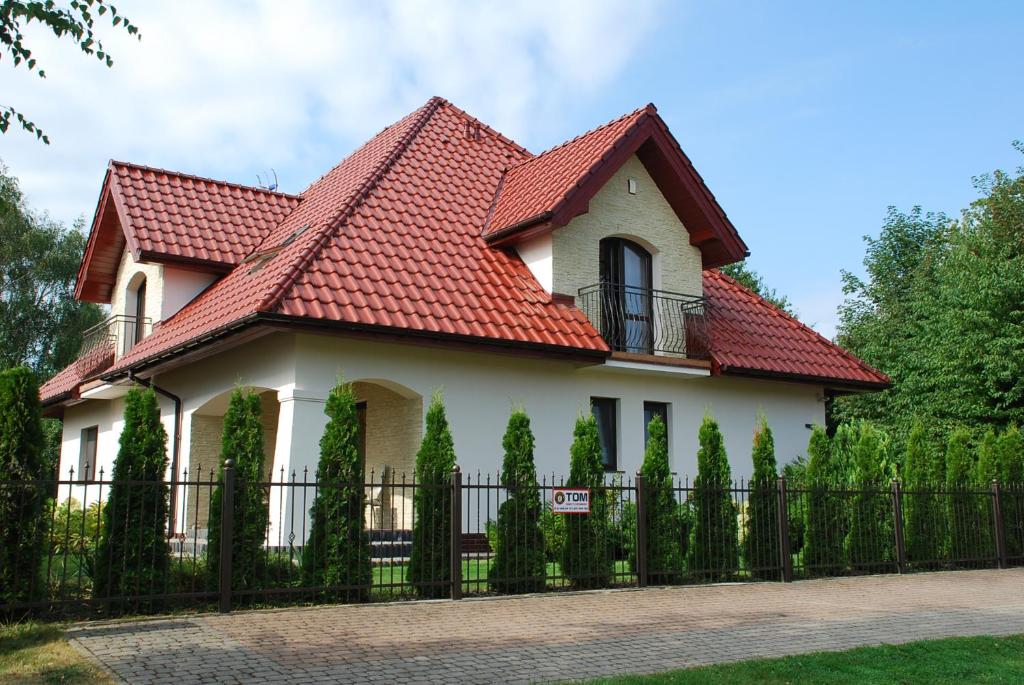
xmin=125 ymin=274 xmax=147 ymax=349
xmin=133 ymin=277 xmax=147 ymax=343
xmin=599 ymin=238 xmax=653 ymax=354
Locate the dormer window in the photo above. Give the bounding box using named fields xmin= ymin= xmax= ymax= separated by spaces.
xmin=134 ymin=278 xmax=147 ymax=344
xmin=599 ymin=237 xmax=653 ymax=354
xmin=123 ymin=273 xmax=150 ymax=351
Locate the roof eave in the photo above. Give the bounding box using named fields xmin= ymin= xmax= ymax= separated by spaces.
xmin=716 ymin=364 xmax=891 ymax=393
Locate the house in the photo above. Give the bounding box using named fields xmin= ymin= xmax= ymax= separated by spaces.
xmin=41 ymin=97 xmax=888 ymax=537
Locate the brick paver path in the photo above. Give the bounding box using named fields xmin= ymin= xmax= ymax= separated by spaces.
xmin=69 ymin=568 xmax=1024 ymax=684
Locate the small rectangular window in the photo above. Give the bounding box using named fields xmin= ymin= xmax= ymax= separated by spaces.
xmin=643 ymin=401 xmax=669 ymax=450
xmin=590 ymin=397 xmax=619 ymax=472
xmin=78 ymin=426 xmax=98 ymax=481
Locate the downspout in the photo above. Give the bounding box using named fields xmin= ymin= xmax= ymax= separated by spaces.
xmin=128 ymin=370 xmax=183 ymax=536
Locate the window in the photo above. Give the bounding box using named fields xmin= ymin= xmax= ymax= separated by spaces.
xmin=78 ymin=426 xmax=98 ymax=481
xmin=590 ymin=397 xmax=618 ymax=472
xmin=133 ymin=278 xmax=147 ymax=344
xmin=643 ymin=402 xmax=669 ymax=450
xmin=599 ymin=238 xmax=653 ymax=354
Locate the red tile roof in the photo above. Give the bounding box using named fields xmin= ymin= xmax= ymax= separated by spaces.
xmin=704 ymin=270 xmax=889 ymax=388
xmin=110 ymin=162 xmax=301 ymax=267
xmin=41 ymin=96 xmax=888 ymax=402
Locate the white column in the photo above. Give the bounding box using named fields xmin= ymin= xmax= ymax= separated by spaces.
xmin=267 ymin=388 xmax=328 ymax=548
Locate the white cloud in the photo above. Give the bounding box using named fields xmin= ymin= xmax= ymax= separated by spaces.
xmin=0 ymin=0 xmax=662 ymax=225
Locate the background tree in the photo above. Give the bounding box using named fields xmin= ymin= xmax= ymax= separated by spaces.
xmin=0 ymin=163 xmax=104 ymax=378
xmin=847 ymin=423 xmax=893 ymax=571
xmin=302 ymin=379 xmax=370 ymax=602
xmin=744 ymin=414 xmax=779 ymax=580
xmin=719 ymin=260 xmax=793 ymax=314
xmin=1 ymin=1 xmax=140 ymax=143
xmin=638 ymin=414 xmax=680 ymax=584
xmin=562 ymin=413 xmax=610 ymax=589
xmin=93 ymin=387 xmax=169 ymax=605
xmin=903 ymin=420 xmax=944 ymax=567
xmin=207 ymin=388 xmax=268 ymax=596
xmin=686 ymin=414 xmax=738 ymax=581
xmin=408 ymin=391 xmax=456 ymax=598
xmin=0 ymin=366 xmax=46 ymax=605
xmin=489 ymin=409 xmax=545 ymax=594
xmin=803 ymin=426 xmax=845 ymax=575
xmin=945 ymin=428 xmax=987 ymax=562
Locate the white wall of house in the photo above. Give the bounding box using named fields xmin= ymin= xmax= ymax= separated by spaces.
xmin=110 ymin=249 xmax=163 ymax=324
xmin=161 ymin=267 xmax=217 ymax=321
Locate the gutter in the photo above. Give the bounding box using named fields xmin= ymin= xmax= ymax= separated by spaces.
xmin=128 ymin=370 xmax=183 ymax=536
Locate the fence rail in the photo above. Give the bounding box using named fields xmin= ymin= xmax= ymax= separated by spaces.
xmin=2 ymin=464 xmax=1021 ymax=619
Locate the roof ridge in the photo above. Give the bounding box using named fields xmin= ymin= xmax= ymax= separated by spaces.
xmin=504 ymin=103 xmax=653 ymax=174
xmin=707 ymin=269 xmax=889 ymax=382
xmin=257 ymin=97 xmax=444 ymax=315
xmin=440 ymin=99 xmax=533 ymax=158
xmin=109 ymin=160 xmax=303 ymax=200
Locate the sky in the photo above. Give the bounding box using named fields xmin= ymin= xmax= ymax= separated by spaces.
xmin=1 ymin=1 xmax=1021 ymax=338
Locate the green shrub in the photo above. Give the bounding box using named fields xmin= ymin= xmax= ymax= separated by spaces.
xmin=48 ymin=499 xmax=104 ymax=590
xmin=207 ymin=388 xmax=269 ymax=595
xmin=904 ymin=420 xmax=945 ymax=567
xmin=408 ymin=391 xmax=456 ymax=598
xmin=847 ymin=423 xmax=894 ymax=571
xmin=995 ymin=426 xmax=1024 ymax=558
xmin=94 ymin=388 xmax=170 ymax=607
xmin=744 ymin=414 xmax=780 ymax=580
xmin=946 ymin=428 xmax=990 ymax=562
xmin=782 ymin=455 xmax=808 ymax=554
xmin=561 ymin=413 xmax=610 ymax=589
xmin=0 ymin=366 xmax=48 ymax=607
xmin=302 ymin=378 xmax=371 ymax=602
xmin=803 ymin=426 xmax=846 ymax=575
xmin=686 ymin=414 xmax=739 ymax=581
xmin=976 ymin=430 xmax=999 ymax=484
xmin=637 ymin=414 xmax=681 ymax=584
xmin=540 ymin=501 xmax=566 ymax=563
xmin=489 ymin=409 xmax=545 ymax=594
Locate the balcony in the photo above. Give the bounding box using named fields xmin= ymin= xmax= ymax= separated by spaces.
xmin=577 ymin=283 xmax=711 ymax=361
xmin=80 ymin=314 xmax=153 ymax=361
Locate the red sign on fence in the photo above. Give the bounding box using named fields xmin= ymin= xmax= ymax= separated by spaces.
xmin=552 ymin=488 xmax=590 ymax=514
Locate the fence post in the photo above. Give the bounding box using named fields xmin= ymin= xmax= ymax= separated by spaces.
xmin=776 ymin=476 xmax=793 ymax=582
xmin=634 ymin=472 xmax=648 ymax=588
xmin=450 ymin=466 xmax=463 ymax=600
xmin=218 ymin=459 xmax=235 ymax=614
xmin=992 ymin=479 xmax=1008 ymax=569
xmin=891 ymin=480 xmax=907 ymax=574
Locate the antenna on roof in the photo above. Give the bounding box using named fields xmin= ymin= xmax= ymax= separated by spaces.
xmin=255 ymin=168 xmax=279 ymax=192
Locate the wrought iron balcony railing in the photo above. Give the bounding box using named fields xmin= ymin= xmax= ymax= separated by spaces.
xmin=80 ymin=314 xmax=153 ymax=359
xmin=577 ymin=283 xmax=711 ymax=360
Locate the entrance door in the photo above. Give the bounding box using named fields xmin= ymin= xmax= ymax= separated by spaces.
xmin=599 ymin=238 xmax=653 ymax=353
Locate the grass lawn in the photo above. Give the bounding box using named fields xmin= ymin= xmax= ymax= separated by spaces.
xmin=372 ymin=559 xmax=635 ymax=595
xmin=0 ymin=622 xmax=111 ymax=684
xmin=590 ymin=634 xmax=1024 ymax=684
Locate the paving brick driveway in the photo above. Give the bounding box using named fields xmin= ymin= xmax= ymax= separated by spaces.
xmin=69 ymin=568 xmax=1024 ymax=684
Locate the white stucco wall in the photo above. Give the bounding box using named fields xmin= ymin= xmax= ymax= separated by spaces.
xmin=161 ymin=267 xmax=217 ymax=320
xmin=516 ymin=233 xmax=553 ymax=293
xmin=551 ymin=154 xmax=704 ymax=299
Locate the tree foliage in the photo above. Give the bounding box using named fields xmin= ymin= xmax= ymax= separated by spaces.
xmin=847 ymin=423 xmax=893 ymax=571
xmin=995 ymin=426 xmax=1024 ymax=558
xmin=302 ymin=378 xmax=371 ymax=602
xmin=94 ymin=387 xmax=169 ymax=604
xmin=638 ymin=414 xmax=681 ymax=584
xmin=0 ymin=163 xmax=104 ymax=378
xmin=744 ymin=414 xmax=779 ymax=580
xmin=719 ymin=260 xmax=793 ymax=314
xmin=1 ymin=1 xmax=141 ymax=143
xmin=836 ymin=148 xmax=1024 ymax=446
xmin=686 ymin=414 xmax=738 ymax=581
xmin=945 ymin=428 xmax=988 ymax=561
xmin=489 ymin=409 xmax=545 ymax=594
xmin=903 ymin=420 xmax=944 ymax=567
xmin=408 ymin=391 xmax=457 ymax=598
xmin=803 ymin=426 xmax=845 ymax=575
xmin=562 ymin=413 xmax=611 ymax=588
xmin=0 ymin=366 xmax=47 ymax=605
xmin=207 ymin=388 xmax=268 ymax=595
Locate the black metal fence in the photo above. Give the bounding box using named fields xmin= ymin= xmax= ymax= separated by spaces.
xmin=2 ymin=465 xmax=1022 ymax=619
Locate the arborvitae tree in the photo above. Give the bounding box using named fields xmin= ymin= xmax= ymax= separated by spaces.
xmin=803 ymin=426 xmax=846 ymax=575
xmin=686 ymin=414 xmax=739 ymax=581
xmin=638 ymin=414 xmax=681 ymax=584
xmin=946 ymin=428 xmax=988 ymax=562
xmin=562 ymin=413 xmax=611 ymax=589
xmin=408 ymin=391 xmax=457 ymax=598
xmin=302 ymin=379 xmax=371 ymax=602
xmin=847 ymin=423 xmax=894 ymax=571
xmin=995 ymin=426 xmax=1024 ymax=558
xmin=976 ymin=430 xmax=999 ymax=485
xmin=207 ymin=388 xmax=268 ymax=594
xmin=903 ymin=420 xmax=943 ymax=567
xmin=831 ymin=422 xmax=858 ymax=486
xmin=489 ymin=409 xmax=546 ymax=594
xmin=0 ymin=367 xmax=47 ymax=605
xmin=744 ymin=414 xmax=780 ymax=580
xmin=94 ymin=388 xmax=170 ymax=605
